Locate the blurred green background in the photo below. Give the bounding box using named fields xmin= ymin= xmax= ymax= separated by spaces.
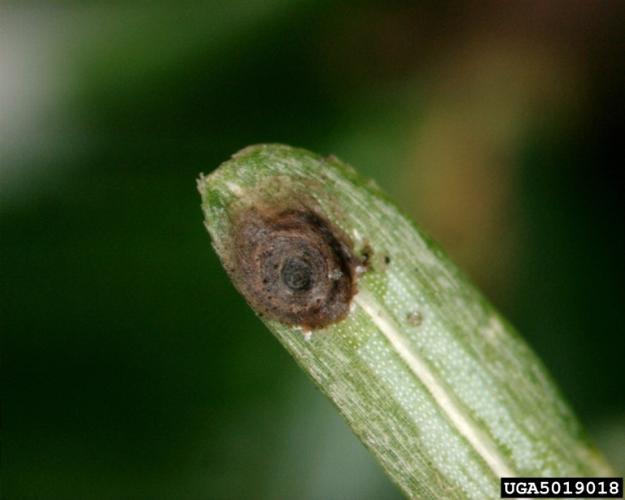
xmin=2 ymin=2 xmax=624 ymax=499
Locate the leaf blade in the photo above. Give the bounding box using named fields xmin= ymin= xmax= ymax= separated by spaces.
xmin=199 ymin=144 xmax=612 ymax=499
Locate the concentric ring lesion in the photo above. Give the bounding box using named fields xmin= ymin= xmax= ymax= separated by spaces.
xmin=226 ymin=204 xmax=360 ymax=329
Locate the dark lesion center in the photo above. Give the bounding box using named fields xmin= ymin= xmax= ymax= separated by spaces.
xmin=281 ymin=256 xmax=313 ymax=292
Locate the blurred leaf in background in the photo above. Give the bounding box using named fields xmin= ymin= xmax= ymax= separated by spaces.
xmin=2 ymin=2 xmax=624 ymax=499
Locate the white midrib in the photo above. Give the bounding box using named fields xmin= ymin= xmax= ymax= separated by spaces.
xmin=355 ymin=289 xmax=516 ymax=480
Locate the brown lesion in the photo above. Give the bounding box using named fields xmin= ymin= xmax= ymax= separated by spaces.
xmin=223 ymin=202 xmax=360 ymax=330
xmin=360 ymin=243 xmax=373 ymax=269
xmin=406 ymin=310 xmax=423 ymax=327
xmin=357 ymin=241 xmax=391 ymax=273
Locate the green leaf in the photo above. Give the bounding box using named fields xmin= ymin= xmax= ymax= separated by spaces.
xmin=198 ymin=144 xmax=613 ymax=499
